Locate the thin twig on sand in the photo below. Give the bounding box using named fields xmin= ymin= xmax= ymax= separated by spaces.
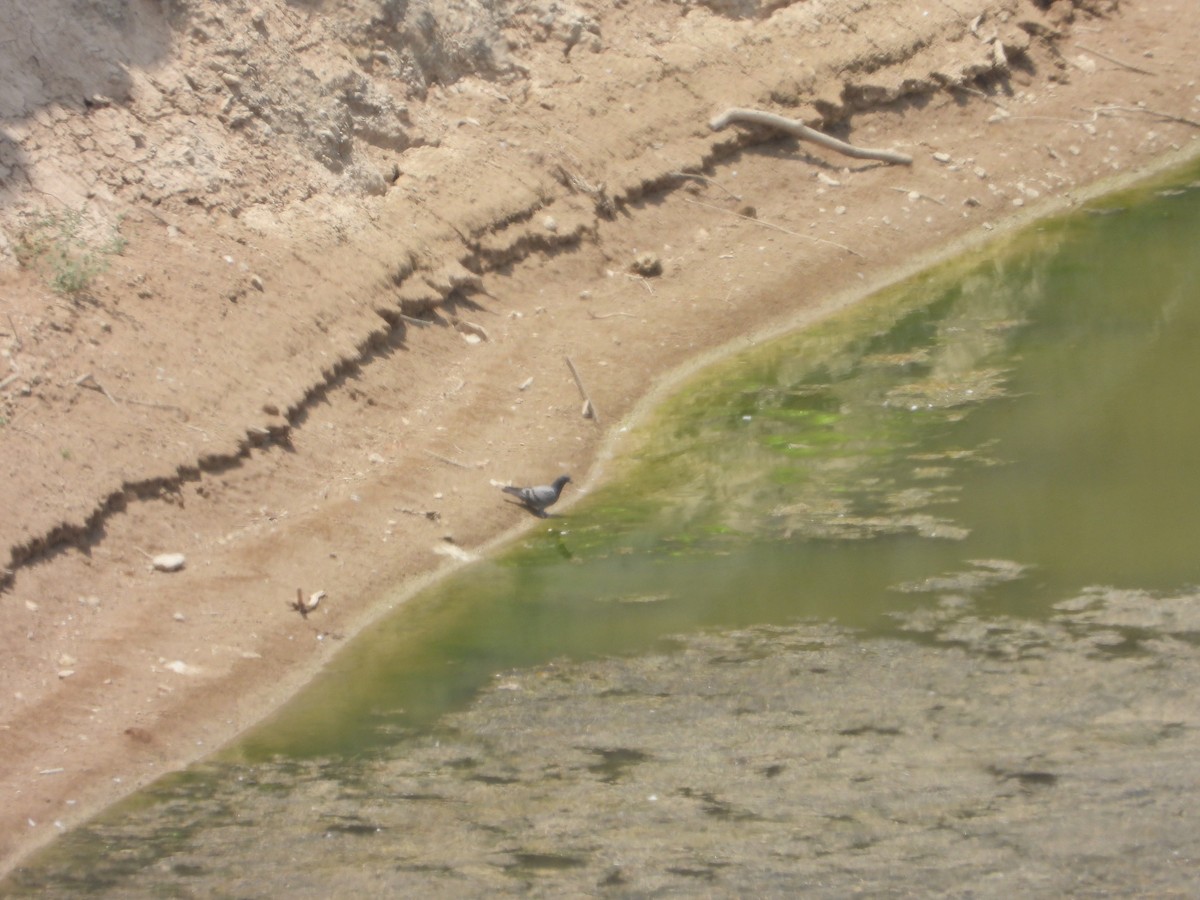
xmin=682 ymin=197 xmax=863 ymax=258
xmin=1086 ymin=104 xmax=1200 ymax=129
xmin=891 ymin=187 xmax=946 ymax=206
xmin=1074 ymin=44 xmax=1157 ymax=77
xmin=668 ymin=171 xmax=743 ymax=202
xmin=74 ymin=372 xmax=119 ymax=405
xmin=565 ymin=356 xmax=599 ymax=423
xmin=423 ymin=448 xmax=478 ymax=469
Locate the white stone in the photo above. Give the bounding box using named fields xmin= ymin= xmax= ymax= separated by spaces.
xmin=152 ymin=553 xmax=187 ymax=572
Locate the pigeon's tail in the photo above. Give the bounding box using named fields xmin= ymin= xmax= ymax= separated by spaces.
xmin=501 ymin=485 xmax=524 ymax=498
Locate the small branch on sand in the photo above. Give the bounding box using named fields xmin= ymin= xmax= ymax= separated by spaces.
xmin=891 ymin=187 xmax=946 ymax=206
xmin=1074 ymin=44 xmax=1157 ymax=77
xmin=395 ymin=505 xmax=441 ymax=521
xmin=423 ymin=448 xmax=479 ymax=469
xmin=74 ymin=372 xmax=189 ymax=418
xmin=682 ymin=197 xmax=863 ymax=258
xmin=290 ymin=588 xmax=324 ymax=618
xmin=587 ymin=310 xmax=637 ymax=320
xmin=668 ymin=170 xmax=743 ymax=202
xmin=6 ymin=313 xmax=21 ymax=353
xmin=74 ymin=372 xmax=119 ymax=405
xmin=565 ymin=355 xmax=599 ymax=423
xmin=1085 ymin=104 xmax=1200 ymax=129
xmin=625 ymin=273 xmax=655 ymax=295
xmin=710 ymin=108 xmax=913 ymax=166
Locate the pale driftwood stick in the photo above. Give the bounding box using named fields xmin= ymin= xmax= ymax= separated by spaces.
xmin=587 ymin=310 xmax=636 ymax=320
xmin=564 ymin=355 xmax=599 ymax=423
xmin=682 ymin=197 xmax=863 ymax=258
xmin=710 ymin=108 xmax=913 ymax=166
xmin=1074 ymin=44 xmax=1157 ymax=77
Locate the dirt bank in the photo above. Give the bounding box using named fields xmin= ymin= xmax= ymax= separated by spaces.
xmin=1 ymin=0 xmax=1198 ymax=877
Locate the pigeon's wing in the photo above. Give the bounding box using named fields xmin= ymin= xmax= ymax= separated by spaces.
xmin=528 ymin=484 xmax=558 ymax=507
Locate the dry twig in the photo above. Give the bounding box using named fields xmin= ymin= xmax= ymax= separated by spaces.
xmin=891 ymin=187 xmax=946 ymax=206
xmin=395 ymin=506 xmax=441 ymax=521
xmin=625 ymin=274 xmax=655 ymax=295
xmin=74 ymin=372 xmax=119 ymax=405
xmin=1087 ymin=104 xmax=1200 ymax=129
xmin=290 ymin=588 xmax=324 ymax=618
xmin=5 ymin=314 xmax=20 ymax=352
xmin=423 ymin=448 xmax=479 ymax=469
xmin=668 ymin=171 xmax=743 ymax=201
xmin=564 ymin=355 xmax=599 ymax=423
xmin=682 ymin=197 xmax=862 ymax=258
xmin=1074 ymin=43 xmax=1157 ymax=76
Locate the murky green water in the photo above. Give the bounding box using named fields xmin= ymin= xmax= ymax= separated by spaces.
xmin=9 ymin=162 xmax=1200 ymax=895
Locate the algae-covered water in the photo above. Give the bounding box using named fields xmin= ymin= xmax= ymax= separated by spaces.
xmin=9 ymin=162 xmax=1200 ymax=896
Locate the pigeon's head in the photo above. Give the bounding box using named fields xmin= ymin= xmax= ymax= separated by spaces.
xmin=554 ymin=474 xmax=572 ymax=489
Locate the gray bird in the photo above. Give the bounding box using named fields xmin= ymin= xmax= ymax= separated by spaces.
xmin=502 ymin=474 xmax=571 ymax=517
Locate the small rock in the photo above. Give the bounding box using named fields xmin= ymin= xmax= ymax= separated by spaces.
xmin=58 ymin=654 xmax=76 ymax=668
xmin=630 ymin=252 xmax=662 ymax=277
xmin=152 ymin=553 xmax=187 ymax=573
xmin=173 ymin=612 xmax=186 ymax=622
xmin=454 ymin=319 xmax=490 ymax=342
xmin=518 ymin=377 xmax=534 ymax=391
xmin=368 ymin=452 xmax=385 ymax=464
xmin=932 ymin=151 xmax=952 ymax=163
xmin=542 ymin=215 xmax=558 ymax=232
xmin=817 ymin=173 xmax=841 ymax=187
xmin=250 ymin=275 xmax=265 ymax=291
xmin=58 ymin=670 xmax=75 ymax=680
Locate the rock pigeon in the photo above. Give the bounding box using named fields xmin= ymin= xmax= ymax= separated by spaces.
xmin=502 ymin=474 xmax=571 ymax=517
